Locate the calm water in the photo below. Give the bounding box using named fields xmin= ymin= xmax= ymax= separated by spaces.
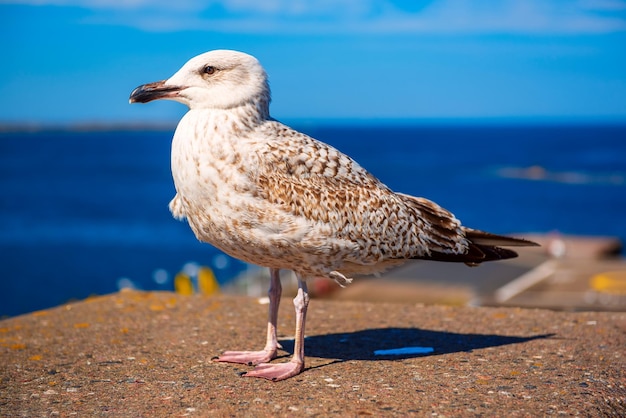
xmin=1 ymin=124 xmax=625 ymax=316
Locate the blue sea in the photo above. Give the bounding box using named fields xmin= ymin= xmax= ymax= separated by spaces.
xmin=1 ymin=124 xmax=625 ymax=317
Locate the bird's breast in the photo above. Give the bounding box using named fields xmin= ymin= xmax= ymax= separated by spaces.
xmin=168 ymin=111 xmax=268 ymax=252
xmin=170 ymin=111 xmax=255 ymax=198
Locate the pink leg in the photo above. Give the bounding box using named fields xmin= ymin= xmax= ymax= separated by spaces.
xmin=245 ymin=276 xmax=309 ymax=381
xmin=213 ymin=268 xmax=282 ymax=366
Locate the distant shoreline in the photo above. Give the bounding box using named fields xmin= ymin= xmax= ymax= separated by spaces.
xmin=2 ymin=117 xmax=626 ymax=133
xmin=0 ymin=122 xmax=178 ymax=133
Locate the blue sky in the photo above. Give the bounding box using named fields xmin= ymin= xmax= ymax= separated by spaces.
xmin=2 ymin=0 xmax=626 ymax=125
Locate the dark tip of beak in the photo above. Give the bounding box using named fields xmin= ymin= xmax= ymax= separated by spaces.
xmin=129 ymin=80 xmax=181 ymax=104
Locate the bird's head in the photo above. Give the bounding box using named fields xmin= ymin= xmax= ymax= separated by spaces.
xmin=129 ymin=50 xmax=270 ymax=111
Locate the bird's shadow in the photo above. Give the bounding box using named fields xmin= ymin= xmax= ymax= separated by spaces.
xmin=279 ymin=328 xmax=554 ymax=361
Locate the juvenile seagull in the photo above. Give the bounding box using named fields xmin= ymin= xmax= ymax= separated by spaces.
xmin=129 ymin=50 xmax=537 ymax=381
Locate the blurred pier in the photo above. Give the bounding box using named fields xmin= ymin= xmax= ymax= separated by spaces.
xmin=224 ymin=234 xmax=626 ymax=312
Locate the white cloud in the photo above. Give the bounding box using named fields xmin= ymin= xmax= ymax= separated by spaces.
xmin=7 ymin=0 xmax=626 ymax=34
xmin=580 ymin=0 xmax=626 ymax=11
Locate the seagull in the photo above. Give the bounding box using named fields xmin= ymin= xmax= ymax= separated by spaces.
xmin=129 ymin=50 xmax=538 ymax=381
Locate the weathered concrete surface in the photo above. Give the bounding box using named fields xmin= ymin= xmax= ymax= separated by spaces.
xmin=1 ymin=290 xmax=624 ymax=416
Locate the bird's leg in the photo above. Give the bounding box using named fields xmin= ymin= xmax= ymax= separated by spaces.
xmin=265 ymin=268 xmax=283 ymax=351
xmin=244 ymin=275 xmax=309 ymax=381
xmin=213 ymin=268 xmax=282 ymax=366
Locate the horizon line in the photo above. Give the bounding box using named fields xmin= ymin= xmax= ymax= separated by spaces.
xmin=2 ymin=116 xmax=626 ymax=133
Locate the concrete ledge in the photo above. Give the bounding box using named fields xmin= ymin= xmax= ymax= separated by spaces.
xmin=1 ymin=291 xmax=624 ymax=416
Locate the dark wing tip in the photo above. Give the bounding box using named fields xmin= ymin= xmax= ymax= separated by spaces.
xmin=414 ymin=229 xmax=538 ymax=265
xmin=421 ymin=243 xmax=519 ymax=265
xmin=463 ymin=228 xmax=540 ymax=248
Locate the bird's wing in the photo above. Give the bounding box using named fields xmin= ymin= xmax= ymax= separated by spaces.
xmin=250 ymin=122 xmax=468 ymax=262
xmin=397 ymin=194 xmax=538 ymax=264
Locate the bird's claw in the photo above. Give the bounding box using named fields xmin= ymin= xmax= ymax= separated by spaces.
xmin=213 ymin=349 xmax=277 ymax=366
xmin=243 ymin=361 xmax=304 ymax=381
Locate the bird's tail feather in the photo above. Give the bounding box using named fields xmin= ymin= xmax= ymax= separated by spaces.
xmin=462 ymin=228 xmax=539 ymax=247
xmin=419 ymin=228 xmax=539 ymax=266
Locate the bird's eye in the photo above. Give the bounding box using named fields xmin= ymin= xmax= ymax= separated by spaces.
xmin=203 ymin=65 xmax=217 ymax=75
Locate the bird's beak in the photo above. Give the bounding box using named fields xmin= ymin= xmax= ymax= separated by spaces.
xmin=129 ymin=80 xmax=182 ymax=104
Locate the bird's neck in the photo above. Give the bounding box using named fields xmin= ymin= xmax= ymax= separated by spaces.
xmin=192 ymin=97 xmax=269 ymax=134
xmin=181 ymin=100 xmax=268 ymax=141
